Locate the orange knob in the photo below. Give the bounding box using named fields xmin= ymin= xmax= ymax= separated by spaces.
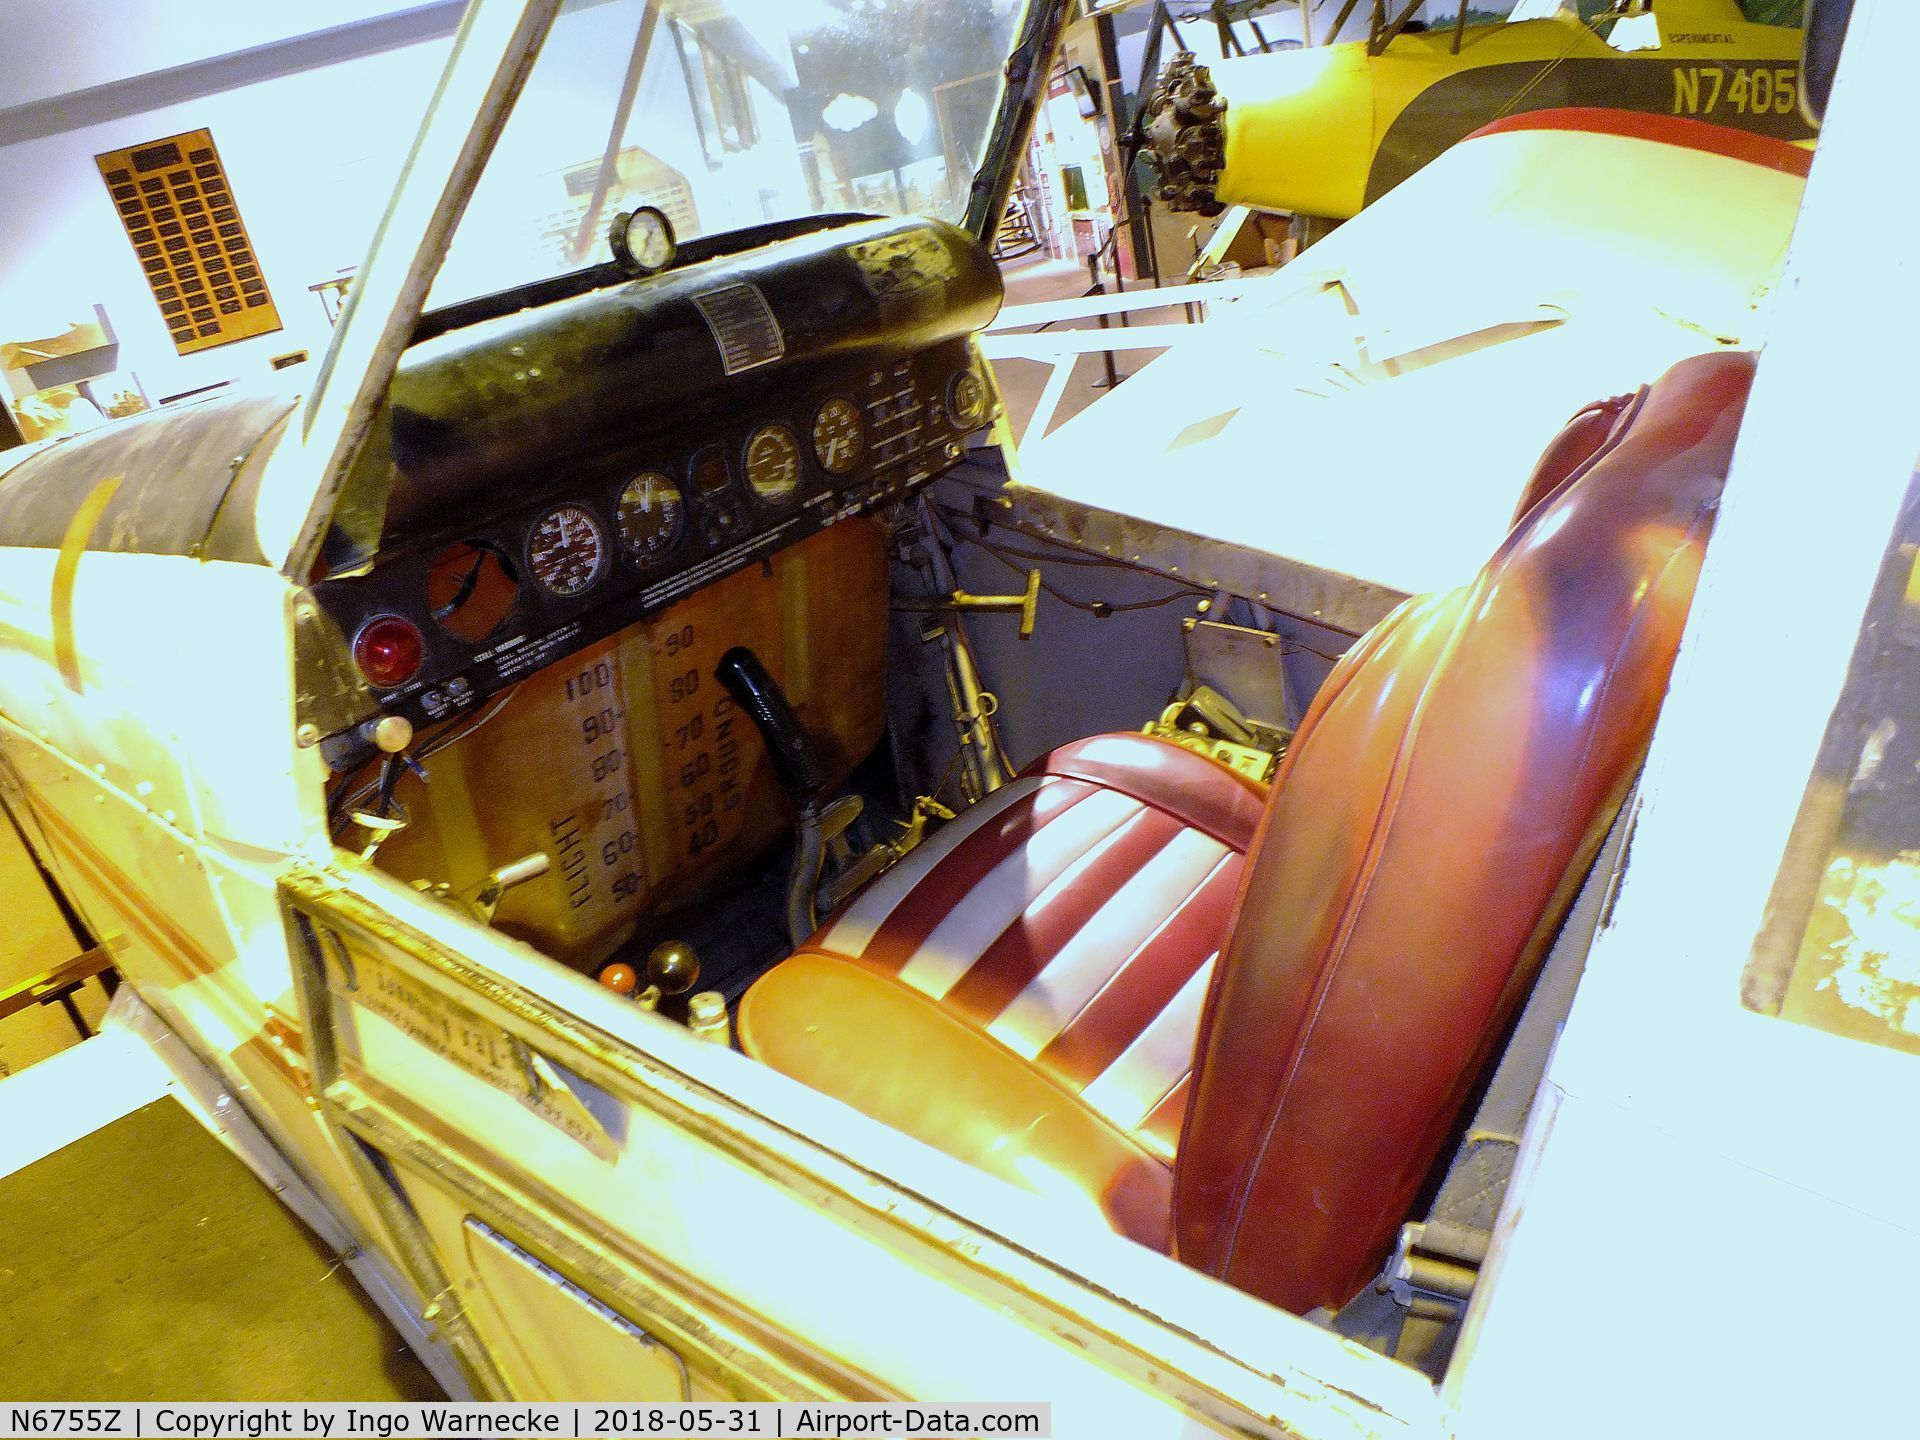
xmin=598 ymin=962 xmax=639 ymax=996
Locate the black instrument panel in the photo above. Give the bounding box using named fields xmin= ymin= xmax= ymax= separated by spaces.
xmin=312 ymin=214 xmax=1004 ymax=753
xmin=317 ymin=334 xmax=993 ymax=736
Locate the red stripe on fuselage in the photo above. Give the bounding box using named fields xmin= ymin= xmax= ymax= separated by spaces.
xmin=1468 ymin=107 xmax=1813 ymax=177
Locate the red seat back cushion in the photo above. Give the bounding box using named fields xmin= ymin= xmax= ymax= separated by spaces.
xmin=1172 ymin=350 xmax=1757 ymax=1313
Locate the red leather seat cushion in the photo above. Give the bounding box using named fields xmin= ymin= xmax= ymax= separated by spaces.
xmin=739 ymin=734 xmax=1264 ymax=1246
xmin=1508 ymin=389 xmax=1636 ymax=527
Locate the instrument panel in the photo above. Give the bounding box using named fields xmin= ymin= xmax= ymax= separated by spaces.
xmin=317 ymin=334 xmax=994 ymax=739
xmin=310 ymin=213 xmax=1004 ymax=760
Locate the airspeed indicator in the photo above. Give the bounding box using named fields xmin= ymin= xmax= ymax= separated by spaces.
xmin=526 ymin=503 xmax=607 ymax=597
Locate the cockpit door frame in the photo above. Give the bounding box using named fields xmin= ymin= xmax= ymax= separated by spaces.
xmin=251 ymin=0 xmax=565 ymax=579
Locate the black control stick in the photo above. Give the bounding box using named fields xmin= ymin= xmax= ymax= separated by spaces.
xmin=714 ymin=648 xmax=824 ymax=801
xmin=714 ymin=648 xmax=829 ymax=946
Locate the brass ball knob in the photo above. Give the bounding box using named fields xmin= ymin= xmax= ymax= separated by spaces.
xmin=371 ymin=715 xmax=414 ymax=754
xmin=646 ymin=940 xmax=701 ymax=996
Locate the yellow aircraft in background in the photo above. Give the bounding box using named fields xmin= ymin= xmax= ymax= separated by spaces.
xmin=1142 ymin=0 xmax=1808 ymax=224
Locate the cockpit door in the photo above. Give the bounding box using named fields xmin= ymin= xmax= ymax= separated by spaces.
xmin=276 ymin=863 xmax=856 ymax=1403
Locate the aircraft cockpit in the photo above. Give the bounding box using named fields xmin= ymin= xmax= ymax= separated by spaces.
xmin=4 ymin=0 xmax=1913 ymax=1430
xmin=281 ymin=0 xmax=1775 ymax=1360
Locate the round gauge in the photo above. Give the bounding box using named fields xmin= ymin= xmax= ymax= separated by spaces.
xmin=525 ymin=504 xmax=608 ymax=597
xmin=948 ymin=370 xmax=988 ymax=429
xmin=690 ymin=447 xmax=732 ymax=496
xmin=609 ymin=206 xmax=677 ymax=276
xmin=743 ymin=423 xmax=802 ymax=501
xmin=615 ymin=471 xmax=685 ymax=564
xmin=811 ymin=397 xmax=865 ymax=476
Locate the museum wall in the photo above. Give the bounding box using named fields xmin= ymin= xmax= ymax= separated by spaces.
xmin=0 ymin=3 xmax=460 ymax=415
xmin=0 ymin=0 xmax=743 ymax=437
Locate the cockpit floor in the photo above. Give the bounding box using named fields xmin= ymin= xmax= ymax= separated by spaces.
xmin=598 ymin=750 xmax=915 ymax=1007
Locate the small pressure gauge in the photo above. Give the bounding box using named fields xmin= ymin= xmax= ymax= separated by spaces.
xmin=610 ymin=206 xmax=677 ymax=277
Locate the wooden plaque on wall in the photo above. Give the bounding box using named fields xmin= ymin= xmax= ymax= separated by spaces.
xmin=95 ymin=128 xmax=283 ymax=356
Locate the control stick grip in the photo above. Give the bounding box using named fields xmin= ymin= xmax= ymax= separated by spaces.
xmin=714 ymin=647 xmax=824 ymax=802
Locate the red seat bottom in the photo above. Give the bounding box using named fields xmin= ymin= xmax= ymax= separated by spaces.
xmin=738 ymin=734 xmax=1264 ymax=1247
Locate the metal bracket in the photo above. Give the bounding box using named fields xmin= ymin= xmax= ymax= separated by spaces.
xmin=1381 ymin=1219 xmax=1487 ymax=1319
xmin=292 ymin=590 xmax=375 ymax=745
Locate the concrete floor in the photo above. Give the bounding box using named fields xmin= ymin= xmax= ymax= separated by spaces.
xmin=0 ymin=1094 xmax=441 ymax=1400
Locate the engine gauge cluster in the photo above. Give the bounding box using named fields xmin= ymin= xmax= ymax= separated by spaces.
xmin=501 ymin=353 xmax=984 ymax=605
xmin=319 ymin=334 xmax=996 ymax=743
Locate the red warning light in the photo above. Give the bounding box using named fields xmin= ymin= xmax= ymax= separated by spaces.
xmin=352 ymin=615 xmax=424 ymax=689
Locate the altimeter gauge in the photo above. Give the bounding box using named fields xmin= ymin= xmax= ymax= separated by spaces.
xmin=526 ymin=503 xmax=608 ymax=597
xmin=616 ymin=471 xmax=685 ymax=564
xmin=811 ymin=396 xmax=865 ymax=475
xmin=744 ymin=422 xmax=801 ymax=501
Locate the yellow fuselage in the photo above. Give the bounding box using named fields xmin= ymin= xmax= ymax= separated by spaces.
xmin=1213 ymin=6 xmax=1807 ymax=219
